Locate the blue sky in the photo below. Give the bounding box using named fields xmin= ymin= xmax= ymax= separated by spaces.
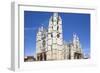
xmin=24 ymin=11 xmax=90 ymax=58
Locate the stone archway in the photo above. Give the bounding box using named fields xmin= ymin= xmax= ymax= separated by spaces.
xmin=37 ymin=52 xmax=46 ymax=61
xmin=74 ymin=52 xmax=82 ymax=59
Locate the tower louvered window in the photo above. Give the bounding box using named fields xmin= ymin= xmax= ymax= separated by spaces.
xmin=57 ymin=26 xmax=59 ymax=30
xmin=51 ymin=33 xmax=53 ymax=37
xmin=57 ymin=33 xmax=60 ymax=38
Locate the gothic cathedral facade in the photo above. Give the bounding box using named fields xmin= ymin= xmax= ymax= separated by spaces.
xmin=36 ymin=13 xmax=83 ymax=61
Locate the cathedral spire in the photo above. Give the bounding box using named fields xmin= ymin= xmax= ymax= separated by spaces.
xmin=53 ymin=12 xmax=58 ymax=21
xmin=53 ymin=12 xmax=58 ymax=17
xmin=73 ymin=33 xmax=77 ymax=42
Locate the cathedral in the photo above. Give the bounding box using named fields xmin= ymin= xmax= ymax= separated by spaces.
xmin=36 ymin=13 xmax=83 ymax=61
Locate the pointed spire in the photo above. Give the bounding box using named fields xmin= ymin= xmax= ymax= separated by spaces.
xmin=49 ymin=16 xmax=52 ymax=21
xmin=76 ymin=35 xmax=79 ymax=42
xmin=59 ymin=16 xmax=62 ymax=21
xmin=40 ymin=25 xmax=44 ymax=32
xmin=73 ymin=33 xmax=77 ymax=41
xmin=53 ymin=12 xmax=58 ymax=18
xmin=73 ymin=33 xmax=80 ymax=42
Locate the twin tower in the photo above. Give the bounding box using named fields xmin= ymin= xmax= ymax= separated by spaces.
xmin=36 ymin=13 xmax=83 ymax=61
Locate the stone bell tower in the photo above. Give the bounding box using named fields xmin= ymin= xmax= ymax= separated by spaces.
xmin=36 ymin=26 xmax=47 ymax=61
xmin=71 ymin=33 xmax=83 ymax=59
xmin=47 ymin=12 xmax=63 ymax=60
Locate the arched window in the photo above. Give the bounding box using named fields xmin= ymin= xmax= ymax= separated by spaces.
xmin=42 ymin=40 xmax=45 ymax=47
xmin=51 ymin=33 xmax=53 ymax=37
xmin=57 ymin=33 xmax=60 ymax=38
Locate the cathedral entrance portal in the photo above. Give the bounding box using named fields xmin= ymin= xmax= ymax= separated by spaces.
xmin=74 ymin=52 xmax=82 ymax=59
